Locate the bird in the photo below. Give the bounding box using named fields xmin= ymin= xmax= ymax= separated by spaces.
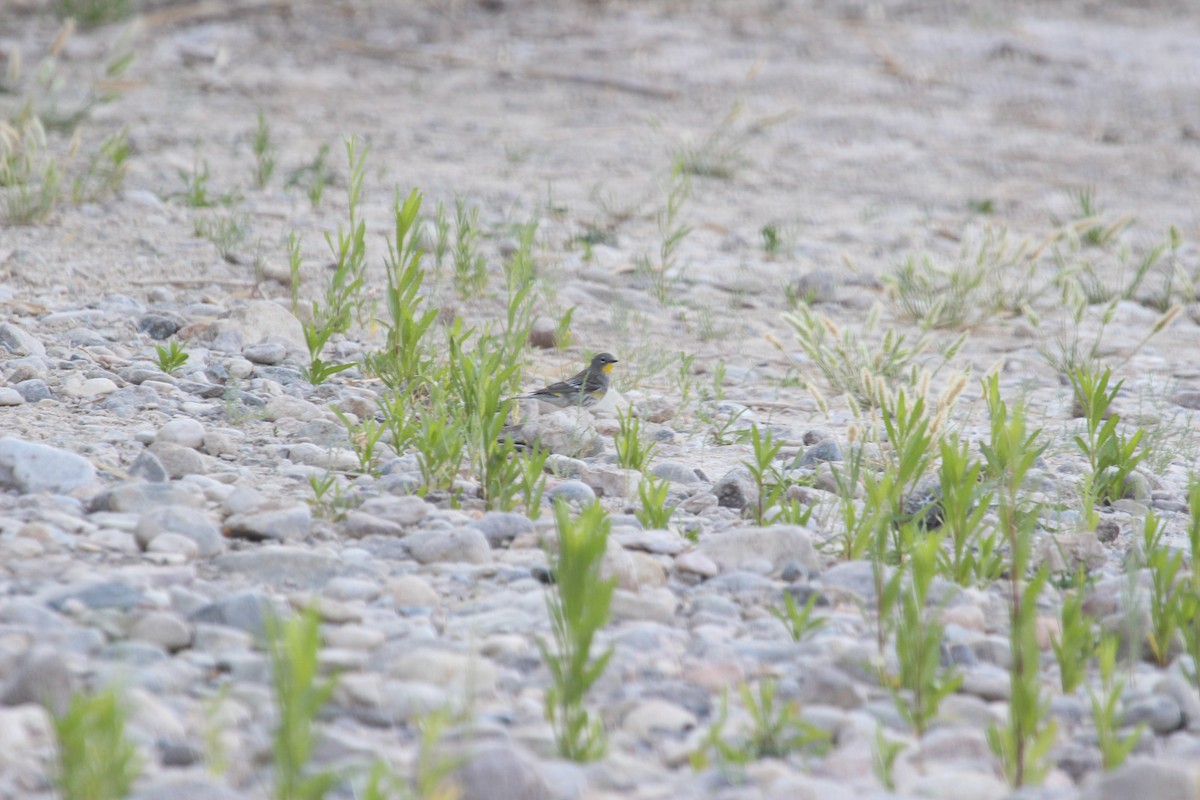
xmin=515 ymin=352 xmax=618 ymax=411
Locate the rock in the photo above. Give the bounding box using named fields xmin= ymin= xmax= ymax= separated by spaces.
xmin=358 ymin=495 xmax=432 ymax=528
xmin=264 ymin=395 xmax=327 ymax=422
xmin=0 ymin=437 xmax=96 ymax=494
xmin=581 ymin=465 xmax=641 ymax=498
xmin=0 ymin=646 xmax=77 ymax=716
xmin=0 ymin=388 xmax=23 ymax=405
xmin=699 ymin=525 xmax=819 ymax=574
xmin=675 ymin=551 xmax=719 ymax=578
xmin=189 ymin=591 xmax=275 ymax=638
xmin=243 ymin=341 xmax=287 ymax=364
xmin=406 ymin=527 xmax=492 ymax=564
xmin=791 ymin=438 xmax=842 ymax=469
xmin=795 ymin=664 xmax=866 ymax=709
xmin=148 ymin=441 xmax=210 ymax=478
xmin=156 ymin=418 xmax=206 ymax=449
xmin=48 ymin=581 xmax=143 ymax=612
xmin=137 ymin=314 xmax=179 ymax=340
xmin=224 ymin=504 xmax=312 ymax=542
xmin=391 ymin=649 xmax=497 ymax=694
xmin=443 ymin=742 xmax=552 ymax=800
xmin=101 ymin=385 xmax=159 ymax=411
xmin=633 ymin=396 xmax=675 ymax=423
xmin=209 ymin=300 xmax=305 ymax=355
xmin=548 ymin=480 xmax=596 ymax=507
xmin=341 ymin=511 xmax=406 ymax=539
xmin=129 ymin=612 xmax=192 ymax=651
xmin=652 ymin=461 xmax=702 ymax=484
xmin=471 ymin=511 xmax=536 ymax=547
xmin=62 ymin=375 xmax=118 ymax=400
xmin=129 ymin=777 xmax=254 ymax=800
xmin=610 ymin=586 xmax=679 ymax=622
xmin=387 ymin=575 xmax=441 ymax=608
xmin=0 ymin=322 xmax=46 ymax=356
xmin=621 ymin=698 xmax=697 ymax=741
xmin=0 ymin=704 xmax=54 ymax=793
xmin=1081 ymin=760 xmax=1197 ymax=800
xmin=13 ymin=379 xmax=53 ymax=402
xmin=544 ymin=454 xmax=587 ymax=479
xmin=213 ymin=548 xmax=344 ymax=589
xmin=614 ymin=527 xmax=687 ymax=555
xmin=147 ymin=533 xmax=200 ymax=559
xmin=129 ymin=450 xmax=169 ymax=482
xmin=791 ymin=270 xmax=838 ymax=304
xmin=1122 ymin=693 xmax=1184 ymax=734
xmin=714 ymin=466 xmax=758 ymax=511
xmin=136 ymin=505 xmax=224 ymax=556
xmin=521 ymin=407 xmax=604 ymax=458
xmin=528 ymin=317 xmax=558 ymax=349
xmin=94 ymin=481 xmax=203 ymax=513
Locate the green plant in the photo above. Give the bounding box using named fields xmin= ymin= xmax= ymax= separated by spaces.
xmin=56 ymin=0 xmax=133 ymax=26
xmin=252 ymin=110 xmax=277 ymax=189
xmin=267 ymin=606 xmax=339 ymax=800
xmin=429 ymin=199 xmax=451 ymax=272
xmin=452 ymin=198 xmax=488 ymax=299
xmin=635 ymin=475 xmax=674 ymax=529
xmin=1089 ymin=632 xmax=1142 ymax=770
xmin=691 ymin=681 xmax=830 ymax=770
xmin=287 ymin=232 xmax=303 ymax=314
xmin=285 ymin=144 xmax=333 ymax=208
xmin=614 ymin=408 xmax=657 ymax=472
xmin=760 ymin=223 xmax=785 ymax=256
xmin=637 ymin=168 xmax=691 ymax=305
xmin=53 ymin=687 xmax=141 ymax=800
xmin=671 ymin=103 xmax=750 ymax=179
xmin=783 ymin=303 xmax=962 ymax=410
xmin=872 ymin=725 xmax=905 ymax=790
xmin=554 ymin=306 xmax=575 ymax=349
xmin=194 ymin=213 xmax=247 ymax=262
xmin=334 ymin=408 xmax=386 ymax=476
xmin=1069 ymin=365 xmax=1143 ymax=528
xmin=1050 ymin=572 xmax=1095 ymax=694
xmin=410 ymin=384 xmax=466 ymax=503
xmin=538 ymin=501 xmax=616 ymax=762
xmin=1181 ymin=479 xmax=1200 ymax=692
xmin=769 ymin=591 xmax=827 ymax=643
xmin=71 ymin=125 xmax=129 ymax=203
xmin=982 ymin=375 xmax=1056 ymax=788
xmin=1145 ymin=524 xmax=1184 ymax=668
xmin=306 ymin=472 xmax=354 ymax=521
xmin=743 ymin=424 xmax=783 ymax=526
xmin=153 ymin=340 xmax=189 ymax=375
xmin=935 ymin=434 xmax=1000 ymax=586
xmin=367 ymin=188 xmax=438 ymax=394
xmin=171 ymin=159 xmax=239 ymax=207
xmin=889 ymin=535 xmax=963 ymax=736
xmin=0 ymin=117 xmax=61 ymax=223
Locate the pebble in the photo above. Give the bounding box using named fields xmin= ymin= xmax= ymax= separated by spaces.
xmin=0 ymin=388 xmax=24 ymax=405
xmin=548 ymin=480 xmax=596 ymax=506
xmin=156 ymin=418 xmax=206 ymax=449
xmin=406 ymin=526 xmax=492 ymax=564
xmin=0 ymin=437 xmax=96 ymax=494
xmin=136 ymin=505 xmax=224 ymax=556
xmin=714 ymin=465 xmax=758 ymax=510
xmin=699 ymin=525 xmax=819 ymax=574
xmin=224 ymin=504 xmax=312 ymax=542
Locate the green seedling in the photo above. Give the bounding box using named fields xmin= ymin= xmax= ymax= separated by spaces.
xmin=1145 ymin=532 xmax=1184 ymax=668
xmin=554 ymin=306 xmax=575 ymax=349
xmin=252 ymin=110 xmax=277 ymax=188
xmin=638 ymin=168 xmax=691 ymax=305
xmin=334 ymin=408 xmax=385 ymax=476
xmin=72 ymin=125 xmax=129 ymax=203
xmin=1050 ymin=572 xmax=1095 ymax=694
xmin=429 ymin=199 xmax=451 ymax=272
xmin=1 ymin=116 xmax=61 ymax=224
xmin=194 ymin=213 xmax=247 ymax=262
xmin=153 ymin=340 xmax=189 ymax=375
xmin=743 ymin=424 xmax=783 ymax=526
xmin=872 ymin=725 xmax=906 ymax=791
xmin=285 ymin=144 xmax=333 ymax=208
xmin=691 ymin=681 xmax=830 ymax=771
xmin=538 ymin=501 xmax=616 ymax=761
xmin=614 ymin=408 xmax=656 ymax=472
xmin=936 ymin=434 xmax=1000 ymax=586
xmin=635 ymin=475 xmax=674 ymax=529
xmin=671 ymin=103 xmax=750 ymax=180
xmin=53 ymin=687 xmax=141 ymax=800
xmin=1090 ymin=633 xmax=1142 ymax=770
xmin=1070 ymin=366 xmax=1144 ymax=528
xmin=769 ymin=591 xmax=826 ymax=643
xmin=171 ymin=159 xmax=239 ymax=207
xmin=888 ymin=535 xmax=963 ymax=736
xmin=306 ymin=473 xmax=353 ymax=521
xmin=56 ymin=0 xmax=133 ymax=26
xmin=452 ymin=198 xmax=488 ymax=299
xmin=267 ymin=606 xmax=338 ymax=800
xmin=287 ymin=232 xmax=303 ymax=315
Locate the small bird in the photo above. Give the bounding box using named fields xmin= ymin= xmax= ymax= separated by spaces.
xmin=516 ymin=352 xmax=618 ymax=410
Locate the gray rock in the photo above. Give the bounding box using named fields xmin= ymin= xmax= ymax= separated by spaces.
xmin=341 ymin=511 xmax=406 ymax=539
xmin=820 ymin=560 xmax=883 ymax=602
xmin=1122 ymin=693 xmax=1184 ymax=734
xmin=243 ymin=341 xmax=287 ymax=364
xmin=148 ymin=441 xmax=210 ymax=478
xmin=549 ymin=480 xmax=596 ymax=507
xmin=129 ymin=450 xmax=169 ymax=483
xmin=136 ymin=505 xmax=224 ymax=557
xmin=443 ymin=742 xmax=553 ymax=800
xmin=791 ymin=270 xmax=838 ymax=304
xmin=358 ymin=495 xmax=432 ymax=527
xmin=224 ymin=504 xmax=312 ymax=542
xmin=101 ymin=384 xmax=160 ymax=412
xmin=101 ymin=640 xmax=169 ymax=666
xmin=129 ymin=777 xmax=253 ymax=800
xmin=48 ymin=581 xmax=143 ymax=612
xmin=699 ymin=525 xmax=819 ymax=574
xmin=544 ymin=454 xmax=587 ymax=479
xmin=93 ymin=481 xmax=204 ymax=513
xmin=652 ymin=461 xmax=703 ymax=484
xmin=714 ymin=465 xmax=758 ymax=510
xmin=581 ymin=465 xmax=640 ymax=498
xmin=210 ymin=300 xmax=305 ymax=355
xmin=0 ymin=388 xmax=23 ymax=405
xmin=471 ymin=511 xmax=536 ymax=547
xmin=1081 ymin=760 xmax=1197 ymax=800
xmin=794 ymin=664 xmax=867 ymax=709
xmin=0 ymin=322 xmax=46 ymax=357
xmin=137 ymin=314 xmax=179 ymax=340
xmin=13 ymin=379 xmax=52 ymax=402
xmin=0 ymin=646 xmax=77 ymax=716
xmin=0 ymin=437 xmax=96 ymax=494
xmin=521 ymin=407 xmax=604 ymax=458
xmin=213 ymin=547 xmax=345 ymax=589
xmin=4 ymin=355 xmax=48 ymax=382
xmin=156 ymin=418 xmax=206 ymax=449
xmin=791 ymin=438 xmax=842 ymax=469
xmin=264 ymin=395 xmax=326 ymax=422
xmin=129 ymin=611 xmax=192 ymax=651
xmin=406 ymin=527 xmax=492 ymax=564
xmin=189 ymin=590 xmax=274 ymax=638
